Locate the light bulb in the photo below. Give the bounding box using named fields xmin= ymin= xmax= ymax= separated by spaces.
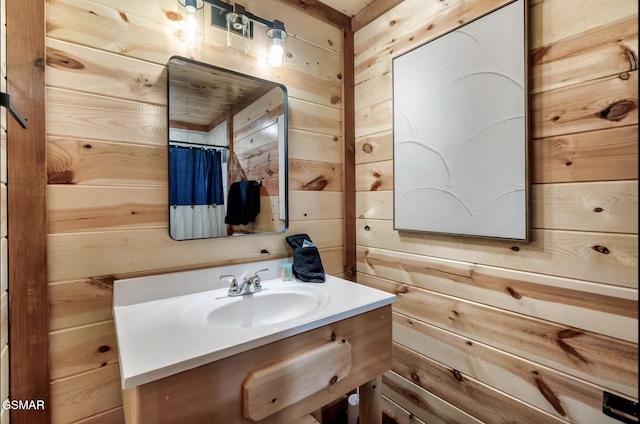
xmin=177 ymin=11 xmax=201 ymax=43
xmin=184 ymin=0 xmax=197 ymax=13
xmin=270 ymin=38 xmax=284 ymax=67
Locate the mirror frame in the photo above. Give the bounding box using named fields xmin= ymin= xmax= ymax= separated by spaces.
xmin=167 ymin=55 xmax=289 ymax=240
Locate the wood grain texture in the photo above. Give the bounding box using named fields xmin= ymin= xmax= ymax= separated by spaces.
xmin=391 ymin=343 xmax=567 ymax=424
xmin=361 ymin=274 xmax=638 ymax=398
xmin=278 ymin=0 xmax=351 ymax=28
xmin=532 ymin=72 xmax=638 ymax=139
xmin=357 ymin=219 xmax=638 ymax=288
xmin=343 ymin=28 xmax=357 ymax=281
xmin=393 ymin=312 xmax=632 ymax=423
xmin=530 ymin=15 xmax=638 ymax=93
xmin=50 ymin=321 xmax=118 ymax=380
xmin=355 ymin=181 xmax=638 ymax=234
xmin=47 ymin=137 xmax=166 ymax=186
xmin=7 ymin=0 xmax=50 ymax=422
xmin=532 ymin=181 xmax=638 ymax=234
xmin=381 ymin=395 xmax=427 ymax=424
xmin=48 ymin=221 xmax=344 ymax=282
xmin=382 ymin=371 xmax=484 ymax=424
xmin=125 ymin=307 xmax=391 ymax=424
xmin=50 ymin=364 xmax=123 ymax=424
xmin=72 ymin=407 xmax=126 ymax=424
xmin=357 ymin=246 xmax=638 ymax=342
xmin=242 ymin=341 xmax=352 ymax=421
xmin=532 ymin=126 xmax=638 ymax=184
xmin=351 ymin=0 xmax=406 ymax=32
xmin=355 ymin=160 xmax=393 ymax=192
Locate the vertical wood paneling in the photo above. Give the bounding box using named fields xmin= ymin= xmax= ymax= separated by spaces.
xmin=0 ymin=0 xmax=9 ymax=419
xmin=354 ymin=0 xmax=639 ymax=422
xmin=7 ymin=0 xmax=50 ymax=422
xmin=43 ymin=0 xmax=345 ymax=421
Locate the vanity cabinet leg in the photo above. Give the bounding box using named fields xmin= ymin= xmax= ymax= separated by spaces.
xmin=358 ymin=376 xmax=381 ymax=424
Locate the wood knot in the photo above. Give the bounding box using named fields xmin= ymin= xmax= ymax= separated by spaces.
xmin=119 ymin=11 xmax=129 ymax=23
xmin=410 ymin=373 xmax=420 ymax=382
xmin=48 ymin=170 xmax=75 ymax=185
xmin=97 ymin=345 xmax=111 ymax=353
xmin=565 ymin=160 xmax=572 ymax=166
xmin=452 ymin=369 xmax=463 ymax=382
xmin=333 ymin=136 xmax=339 ymax=142
xmin=83 ymin=144 xmax=92 ymax=150
xmin=46 ymin=48 xmax=85 ymax=70
xmin=260 ymin=249 xmax=270 ymax=254
xmin=592 ymin=245 xmax=610 ymax=254
xmin=329 ymin=375 xmax=338 ymax=385
xmin=331 ymin=332 xmax=336 ymax=341
xmin=511 ymin=246 xmax=520 ymax=252
xmin=364 ymin=225 xmax=371 ymax=231
xmin=506 ymin=286 xmax=522 ymax=299
xmin=551 ymin=116 xmax=560 ymax=122
xmin=619 ymin=72 xmax=630 ymax=80
xmin=331 ymin=95 xmax=341 ymax=105
xmin=302 ymin=175 xmax=329 ymax=191
xmin=598 ymin=99 xmax=636 ymax=121
xmin=362 ymin=143 xmax=373 ymax=153
xmin=337 ymin=74 xmax=342 ymax=80
xmin=593 ymin=207 xmax=604 ymax=213
xmin=327 ymin=39 xmax=333 ymax=46
xmin=164 ymin=10 xmax=180 ymax=21
xmin=34 ymin=58 xmax=45 ymax=71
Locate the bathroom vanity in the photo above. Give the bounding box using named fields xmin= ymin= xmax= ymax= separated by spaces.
xmin=113 ymin=259 xmax=395 ymax=423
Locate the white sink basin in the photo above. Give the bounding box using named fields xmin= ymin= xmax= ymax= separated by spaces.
xmin=113 ymin=260 xmax=396 ymax=389
xmin=205 ymin=287 xmax=329 ymax=328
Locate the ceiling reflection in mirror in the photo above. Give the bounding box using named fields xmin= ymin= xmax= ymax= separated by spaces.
xmin=168 ymin=56 xmax=288 ymax=240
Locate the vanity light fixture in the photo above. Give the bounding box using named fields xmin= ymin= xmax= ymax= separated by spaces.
xmin=176 ymin=0 xmax=288 ymax=66
xmin=266 ymin=20 xmax=287 ymax=67
xmin=176 ymin=0 xmax=205 ymax=43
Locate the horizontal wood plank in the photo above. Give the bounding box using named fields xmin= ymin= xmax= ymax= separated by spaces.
xmin=532 ymin=126 xmax=638 ymax=184
xmin=355 ymin=181 xmax=638 ymax=234
xmin=393 ymin=312 xmax=632 ymax=422
xmin=531 ymin=15 xmax=638 ymax=93
xmin=382 ymin=371 xmax=484 ymax=424
xmin=357 ymin=219 xmax=638 ymax=288
xmin=355 ymin=130 xmax=392 ymax=165
xmin=48 ymin=220 xmax=344 ymax=282
xmin=50 ymin=365 xmax=123 ymax=424
xmin=532 ymin=72 xmax=638 ymax=139
xmin=392 ymin=342 xmax=566 ymax=424
xmin=48 ymin=186 xmax=166 ymax=233
xmin=50 ymin=321 xmax=118 ymax=380
xmin=355 ymin=160 xmax=393 ymax=192
xmin=381 ymin=395 xmax=427 ymax=424
xmin=71 ymin=407 xmax=126 ymax=424
xmin=360 ymin=273 xmax=638 ymax=397
xmin=357 ymin=246 xmax=638 ymax=342
xmin=532 ymin=181 xmax=638 ymax=234
xmin=47 ymin=137 xmax=166 ymax=186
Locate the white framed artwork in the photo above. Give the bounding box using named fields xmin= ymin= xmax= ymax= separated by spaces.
xmin=392 ymin=0 xmax=528 ymax=240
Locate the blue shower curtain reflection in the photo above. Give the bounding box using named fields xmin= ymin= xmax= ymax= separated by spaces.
xmin=169 ymin=145 xmax=226 ymax=240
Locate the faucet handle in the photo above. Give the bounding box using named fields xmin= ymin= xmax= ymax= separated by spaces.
xmin=220 ymin=274 xmax=237 ymax=286
xmin=250 ymin=268 xmax=269 ymax=288
xmin=254 ymin=268 xmax=269 ymax=278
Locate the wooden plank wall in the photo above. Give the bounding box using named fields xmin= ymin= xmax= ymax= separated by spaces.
xmin=0 ymin=0 xmax=9 ymax=420
xmin=230 ymin=87 xmax=284 ymax=234
xmin=353 ymin=0 xmax=638 ymax=423
xmin=44 ymin=0 xmax=343 ymax=422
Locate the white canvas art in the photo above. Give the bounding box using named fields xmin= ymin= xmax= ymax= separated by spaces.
xmin=393 ymin=0 xmax=527 ymax=240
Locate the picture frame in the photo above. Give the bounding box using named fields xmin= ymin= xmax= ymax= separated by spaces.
xmin=392 ymin=0 xmax=529 ymax=240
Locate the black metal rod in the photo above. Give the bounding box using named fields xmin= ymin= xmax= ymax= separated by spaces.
xmin=170 ymin=140 xmax=229 ymax=149
xmin=0 ymin=92 xmax=28 ymax=129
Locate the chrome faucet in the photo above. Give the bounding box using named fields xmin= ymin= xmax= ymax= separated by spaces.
xmin=221 ymin=268 xmax=269 ymax=297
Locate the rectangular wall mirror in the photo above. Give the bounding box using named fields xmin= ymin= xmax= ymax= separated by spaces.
xmin=167 ymin=56 xmax=288 ymax=241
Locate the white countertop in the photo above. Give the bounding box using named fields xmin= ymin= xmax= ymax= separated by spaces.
xmin=113 ymin=261 xmax=395 ymax=389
